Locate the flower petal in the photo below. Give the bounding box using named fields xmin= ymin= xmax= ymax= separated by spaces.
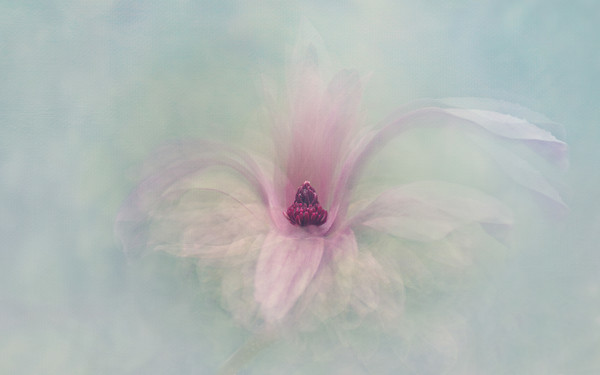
xmin=469 ymin=134 xmax=567 ymax=208
xmin=348 ymin=181 xmax=513 ymax=242
xmin=267 ymin=25 xmax=364 ymax=209
xmin=168 ymin=188 xmax=265 ymax=260
xmin=284 ymin=70 xmax=363 ymax=207
xmin=293 ymin=229 xmax=359 ymax=323
xmin=329 ymin=104 xmax=567 ymax=221
xmin=297 ymin=231 xmax=406 ymax=329
xmin=428 ymin=97 xmax=567 ymax=140
xmin=437 ymin=97 xmax=568 ymax=168
xmin=254 ymin=231 xmax=325 ymax=323
xmin=115 ymin=140 xmax=271 ymax=258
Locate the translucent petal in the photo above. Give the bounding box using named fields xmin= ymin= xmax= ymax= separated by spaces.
xmin=349 ymin=181 xmax=513 ymax=242
xmin=254 ymin=231 xmax=325 ymax=324
xmin=294 ymin=229 xmax=359 ymax=324
xmin=115 ymin=140 xmax=271 ymax=258
xmin=330 ymin=104 xmax=567 ymax=219
xmin=429 ymin=97 xmax=567 ymax=140
xmin=267 ymin=25 xmax=364 ymax=211
xmin=468 ymin=134 xmax=567 ymax=209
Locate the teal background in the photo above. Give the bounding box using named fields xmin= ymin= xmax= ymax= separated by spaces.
xmin=1 ymin=1 xmax=599 ymax=374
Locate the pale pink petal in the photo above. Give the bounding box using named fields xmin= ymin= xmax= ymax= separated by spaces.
xmin=289 ymin=230 xmax=407 ymax=333
xmin=431 ymin=97 xmax=567 ymax=142
xmin=147 ymin=140 xmax=274 ymax=204
xmin=254 ymin=231 xmax=325 ymax=323
xmin=444 ymin=108 xmax=567 ymax=162
xmin=347 ymin=251 xmax=387 ymax=318
xmin=293 ymin=229 xmax=359 ymax=324
xmin=347 ymin=181 xmax=513 ymax=242
xmin=267 ymin=25 xmax=364 ymax=210
xmin=278 ymin=70 xmax=363 ymax=208
xmin=220 ymin=255 xmax=261 ymax=327
xmin=468 ymin=134 xmax=567 ymax=208
xmin=393 ymin=98 xmax=568 ymax=168
xmin=115 ymin=140 xmax=271 ymax=258
xmin=284 ymin=19 xmax=334 ymax=138
xmin=162 ymin=188 xmax=266 ymax=260
xmin=329 ymin=105 xmax=567 ymax=222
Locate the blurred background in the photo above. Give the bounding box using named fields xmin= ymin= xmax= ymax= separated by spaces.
xmin=1 ymin=1 xmax=598 ymax=374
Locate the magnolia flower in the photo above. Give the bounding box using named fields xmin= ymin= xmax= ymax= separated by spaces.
xmin=115 ymin=29 xmax=566 ymax=372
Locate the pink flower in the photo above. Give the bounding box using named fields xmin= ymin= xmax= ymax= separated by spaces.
xmin=115 ymin=33 xmax=567 ymax=332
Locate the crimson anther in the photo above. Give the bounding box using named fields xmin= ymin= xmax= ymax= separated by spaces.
xmin=284 ymin=181 xmax=328 ymax=226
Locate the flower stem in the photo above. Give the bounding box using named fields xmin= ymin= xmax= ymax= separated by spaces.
xmin=216 ymin=329 xmax=278 ymax=375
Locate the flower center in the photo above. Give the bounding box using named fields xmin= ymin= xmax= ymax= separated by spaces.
xmin=285 ymin=181 xmax=328 ymax=226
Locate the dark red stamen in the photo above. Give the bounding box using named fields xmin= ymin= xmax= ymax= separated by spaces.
xmin=284 ymin=181 xmax=328 ymax=226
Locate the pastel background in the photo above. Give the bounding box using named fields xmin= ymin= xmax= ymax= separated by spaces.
xmin=1 ymin=1 xmax=598 ymax=374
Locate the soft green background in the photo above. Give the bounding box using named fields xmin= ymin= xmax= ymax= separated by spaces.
xmin=2 ymin=1 xmax=599 ymax=374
